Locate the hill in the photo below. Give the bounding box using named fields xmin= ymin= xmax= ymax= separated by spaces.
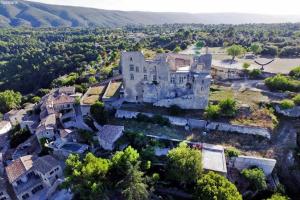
xmin=0 ymin=1 xmax=300 ymax=28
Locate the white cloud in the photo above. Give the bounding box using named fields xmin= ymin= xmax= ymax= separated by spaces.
xmin=27 ymin=0 xmax=300 ymax=15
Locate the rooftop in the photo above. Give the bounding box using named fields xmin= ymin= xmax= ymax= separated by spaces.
xmin=102 ymin=81 xmax=122 ymax=99
xmin=202 ymin=143 xmax=227 ymax=174
xmin=81 ymin=86 xmax=106 ymax=105
xmin=53 ymin=94 xmax=75 ymax=105
xmin=98 ymin=125 xmax=124 ymax=144
xmin=5 ymin=155 xmax=33 ymax=183
xmin=33 ymin=155 xmax=60 ymax=175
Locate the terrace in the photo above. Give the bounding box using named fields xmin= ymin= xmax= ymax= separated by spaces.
xmin=81 ymin=86 xmax=106 ymax=105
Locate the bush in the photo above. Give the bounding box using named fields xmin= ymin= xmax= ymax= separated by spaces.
xmin=261 ymin=45 xmax=278 ymax=56
xmin=10 ymin=126 xmax=32 ymax=148
xmin=249 ymin=69 xmax=262 ymax=79
xmin=225 ymin=147 xmax=241 ymax=158
xmin=289 ymin=66 xmax=300 ymax=79
xmin=205 ymin=104 xmax=220 ymax=119
xmin=292 ymin=94 xmax=300 ymax=105
xmin=241 ymin=168 xmax=267 ymax=191
xmin=280 ymin=99 xmax=295 ymax=110
xmin=267 ymin=193 xmax=290 ymax=200
xmin=219 ymin=98 xmax=237 ymax=117
xmin=265 ymin=74 xmax=300 ymax=92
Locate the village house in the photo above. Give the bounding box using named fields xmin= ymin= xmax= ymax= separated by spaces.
xmin=97 ymin=125 xmax=124 ymax=150
xmin=120 ymin=51 xmax=212 ymax=109
xmin=4 ymin=109 xmax=27 ymax=126
xmin=80 ymin=85 xmax=106 ymax=116
xmin=0 ymin=177 xmax=11 ymax=200
xmin=35 ymin=114 xmax=56 ymax=141
xmin=5 ymin=155 xmax=62 ymax=200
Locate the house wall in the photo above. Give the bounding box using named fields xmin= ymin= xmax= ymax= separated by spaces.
xmin=233 ymin=156 xmax=276 ymax=176
xmin=36 ymin=128 xmax=55 ymax=141
xmin=0 ymin=189 xmax=11 ymax=200
xmin=0 ymin=121 xmax=12 ymax=135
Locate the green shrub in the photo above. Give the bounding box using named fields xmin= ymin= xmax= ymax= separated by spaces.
xmin=136 ymin=113 xmax=170 ymax=126
xmin=241 ymin=168 xmax=267 ymax=191
xmin=219 ymin=98 xmax=237 ymax=117
xmin=280 ymin=99 xmax=295 ymax=110
xmin=205 ymin=104 xmax=220 ymax=119
xmin=289 ymin=66 xmax=300 ymax=79
xmin=249 ymin=69 xmax=262 ymax=79
xmin=267 ymin=193 xmax=290 ymax=200
xmin=292 ymin=94 xmax=300 ymax=105
xmin=265 ymin=74 xmax=300 ymax=92
xmin=225 ymin=147 xmax=241 ymax=158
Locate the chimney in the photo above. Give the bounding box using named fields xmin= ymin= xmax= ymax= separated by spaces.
xmin=205 ymin=46 xmax=209 ymax=54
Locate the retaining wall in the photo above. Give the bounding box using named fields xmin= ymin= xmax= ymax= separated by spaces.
xmin=115 ymin=109 xmax=271 ymax=139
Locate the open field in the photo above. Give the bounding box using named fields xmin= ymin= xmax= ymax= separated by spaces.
xmin=181 ymin=45 xmax=300 ymax=74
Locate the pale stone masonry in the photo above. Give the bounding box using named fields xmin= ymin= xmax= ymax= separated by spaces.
xmin=120 ymin=51 xmax=212 ymax=109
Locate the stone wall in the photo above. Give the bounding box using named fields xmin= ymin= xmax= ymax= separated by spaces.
xmin=115 ymin=109 xmax=271 ymax=139
xmin=275 ymin=105 xmax=300 ymax=118
xmin=233 ymin=155 xmax=276 ymax=176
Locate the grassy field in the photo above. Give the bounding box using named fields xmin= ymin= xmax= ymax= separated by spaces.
xmin=209 ymin=84 xmax=270 ymax=109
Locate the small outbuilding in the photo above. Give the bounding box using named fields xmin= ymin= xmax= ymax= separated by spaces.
xmin=97 ymin=125 xmax=124 ymax=150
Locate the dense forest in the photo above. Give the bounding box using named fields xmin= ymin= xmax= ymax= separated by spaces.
xmin=1 ymin=23 xmax=300 ymax=95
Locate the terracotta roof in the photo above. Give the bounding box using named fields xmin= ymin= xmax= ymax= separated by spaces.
xmin=33 ymin=155 xmax=60 ymax=175
xmin=98 ymin=125 xmax=124 ymax=144
xmin=5 ymin=155 xmax=33 ymax=183
xmin=36 ymin=114 xmax=56 ymax=133
xmin=53 ymin=94 xmax=75 ymax=105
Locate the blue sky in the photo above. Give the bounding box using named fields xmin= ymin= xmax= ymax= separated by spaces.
xmin=28 ymin=0 xmax=300 ymax=15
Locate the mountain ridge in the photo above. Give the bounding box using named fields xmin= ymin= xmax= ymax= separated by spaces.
xmin=0 ymin=0 xmax=300 ymax=28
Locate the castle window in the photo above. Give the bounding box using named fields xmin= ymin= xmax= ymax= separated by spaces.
xmin=153 ymin=75 xmax=157 ymax=81
xmin=202 ymin=80 xmax=204 ymax=84
xmin=130 ymin=64 xmax=134 ymax=71
xmin=130 ymin=57 xmax=133 ymax=61
xmin=179 ymin=76 xmax=184 ymax=84
xmin=144 ymin=75 xmax=147 ymax=81
xmin=136 ymin=66 xmax=139 ymax=72
xmin=171 ymin=77 xmax=175 ymax=84
xmin=130 ymin=74 xmax=134 ymax=80
xmin=143 ymin=67 xmax=147 ymax=73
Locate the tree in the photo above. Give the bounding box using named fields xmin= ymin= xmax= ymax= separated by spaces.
xmin=196 ymin=41 xmax=204 ymax=49
xmin=241 ymin=168 xmax=267 ymax=191
xmin=194 ymin=171 xmax=242 ymax=200
xmin=31 ymin=96 xmax=41 ymax=104
xmin=261 ymin=45 xmax=278 ymax=57
xmin=90 ymin=101 xmax=108 ymax=125
xmin=167 ymin=142 xmax=203 ymax=186
xmin=227 ymin=45 xmax=245 ymax=61
xmin=117 ymin=162 xmax=149 ymax=200
xmin=267 ymin=193 xmax=290 ymax=200
xmin=250 ymin=43 xmax=263 ymax=55
xmin=63 ymin=153 xmax=111 ymax=200
xmin=205 ymin=104 xmax=221 ymax=119
xmin=219 ymin=98 xmax=237 ymax=117
xmin=0 ymin=90 xmax=22 ymax=113
xmin=111 ymin=146 xmax=140 ymax=177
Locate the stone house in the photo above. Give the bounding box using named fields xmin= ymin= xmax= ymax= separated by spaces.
xmin=97 ymin=125 xmax=124 ymax=150
xmin=0 ymin=177 xmax=11 ymax=200
xmin=4 ymin=110 xmax=27 ymax=126
xmin=35 ymin=114 xmax=56 ymax=141
xmin=5 ymin=155 xmax=62 ymax=200
xmin=80 ymin=86 xmax=106 ymax=116
xmin=120 ymin=51 xmax=212 ymax=109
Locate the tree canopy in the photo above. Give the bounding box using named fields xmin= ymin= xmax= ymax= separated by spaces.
xmin=90 ymin=101 xmax=108 ymax=125
xmin=167 ymin=142 xmax=203 ymax=186
xmin=0 ymin=90 xmax=22 ymax=113
xmin=241 ymin=168 xmax=267 ymax=191
xmin=227 ymin=45 xmax=245 ymax=61
xmin=194 ymin=171 xmax=242 ymax=200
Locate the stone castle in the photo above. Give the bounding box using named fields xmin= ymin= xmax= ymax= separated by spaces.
xmin=120 ymin=51 xmax=212 ymax=109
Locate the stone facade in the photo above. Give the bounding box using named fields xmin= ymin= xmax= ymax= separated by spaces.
xmin=120 ymin=51 xmax=212 ymax=109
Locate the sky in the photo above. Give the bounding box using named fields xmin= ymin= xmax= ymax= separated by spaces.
xmin=27 ymin=0 xmax=300 ymax=15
